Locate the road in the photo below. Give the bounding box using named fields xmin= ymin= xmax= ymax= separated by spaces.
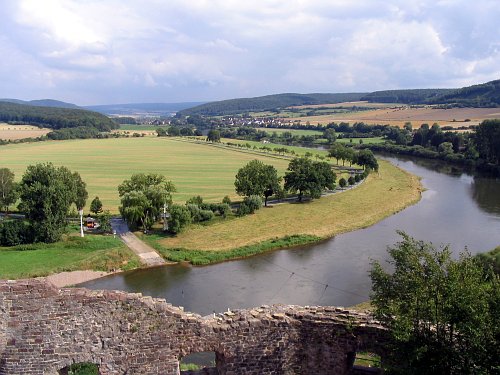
xmin=111 ymin=217 xmax=166 ymax=267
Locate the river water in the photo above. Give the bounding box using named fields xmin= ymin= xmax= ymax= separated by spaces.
xmin=81 ymin=156 xmax=500 ymax=316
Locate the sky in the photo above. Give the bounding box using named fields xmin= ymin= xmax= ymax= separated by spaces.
xmin=0 ymin=0 xmax=499 ymax=105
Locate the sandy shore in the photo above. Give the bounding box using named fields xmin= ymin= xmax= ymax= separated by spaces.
xmin=45 ymin=270 xmax=115 ymax=288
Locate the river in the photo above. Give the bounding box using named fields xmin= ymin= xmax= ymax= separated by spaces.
xmin=80 ymin=156 xmax=500 ymax=316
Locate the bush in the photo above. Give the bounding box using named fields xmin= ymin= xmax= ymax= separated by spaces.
xmin=222 ymin=195 xmax=232 ymax=205
xmin=243 ymin=195 xmax=262 ymax=213
xmin=354 ymin=174 xmax=361 ymax=183
xmin=67 ymin=362 xmax=99 ymax=375
xmin=168 ymin=205 xmax=192 ymax=234
xmin=338 ymin=178 xmax=347 ymax=189
xmin=236 ymin=203 xmax=251 ymax=217
xmin=0 ymin=220 xmax=31 ymax=246
xmin=186 ymin=195 xmax=203 ymax=205
xmin=98 ymin=210 xmax=112 ymax=233
xmin=199 ymin=209 xmax=215 ymax=222
xmin=348 ymin=176 xmax=355 ymax=185
xmin=217 ymin=203 xmax=231 ymax=218
xmin=186 ymin=204 xmax=202 ymax=222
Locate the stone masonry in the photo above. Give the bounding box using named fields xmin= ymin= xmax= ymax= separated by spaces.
xmin=0 ymin=279 xmax=388 ymax=375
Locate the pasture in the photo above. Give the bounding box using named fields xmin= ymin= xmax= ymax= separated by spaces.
xmin=0 ymin=137 xmax=291 ymax=213
xmin=0 ymin=123 xmax=51 ymax=140
xmin=256 ymin=127 xmax=323 ymax=136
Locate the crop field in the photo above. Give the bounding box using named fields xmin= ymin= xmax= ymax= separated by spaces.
xmin=118 ymin=124 xmax=167 ymax=131
xmin=0 ymin=137 xmax=291 ymax=212
xmin=286 ymin=106 xmax=500 ymax=127
xmin=0 ymin=123 xmax=51 ymax=140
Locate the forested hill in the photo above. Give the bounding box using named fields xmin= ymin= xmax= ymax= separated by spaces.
xmin=0 ymin=102 xmax=118 ymax=131
xmin=428 ymin=79 xmax=500 ymax=107
xmin=178 ymin=93 xmax=366 ymax=116
xmin=360 ymin=89 xmax=454 ymax=104
xmin=0 ymin=98 xmax=80 ymax=109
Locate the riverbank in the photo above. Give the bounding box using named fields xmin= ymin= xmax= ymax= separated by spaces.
xmin=144 ymin=159 xmax=423 ymax=264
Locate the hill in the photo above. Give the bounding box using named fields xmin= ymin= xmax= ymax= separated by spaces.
xmin=85 ymin=102 xmax=205 ymax=116
xmin=0 ymin=102 xmax=118 ymax=131
xmin=177 ymin=93 xmax=366 ymax=116
xmin=360 ymin=89 xmax=455 ymax=104
xmin=0 ymin=98 xmax=80 ymax=109
xmin=429 ymin=79 xmax=500 ymax=107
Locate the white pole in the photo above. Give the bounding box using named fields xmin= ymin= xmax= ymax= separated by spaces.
xmin=79 ymin=209 xmax=84 ymax=237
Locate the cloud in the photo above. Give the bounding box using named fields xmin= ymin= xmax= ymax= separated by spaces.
xmin=0 ymin=0 xmax=498 ymax=104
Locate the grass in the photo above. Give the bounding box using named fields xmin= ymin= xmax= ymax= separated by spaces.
xmin=0 ymin=235 xmax=141 ymax=279
xmin=335 ymin=137 xmax=386 ymax=145
xmin=148 ymin=160 xmax=422 ymax=256
xmin=142 ymin=234 xmax=322 ymax=265
xmin=0 ymin=137 xmax=291 ymax=212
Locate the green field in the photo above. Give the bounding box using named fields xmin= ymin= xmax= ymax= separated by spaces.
xmin=0 ymin=235 xmax=140 ymax=279
xmin=0 ymin=137 xmax=292 ymax=213
xmin=335 ymin=137 xmax=385 ymax=144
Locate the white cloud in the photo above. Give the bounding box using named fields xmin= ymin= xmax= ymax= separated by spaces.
xmin=0 ymin=0 xmax=498 ymax=104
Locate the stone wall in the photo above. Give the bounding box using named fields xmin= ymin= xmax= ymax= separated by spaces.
xmin=0 ymin=279 xmax=388 ymax=375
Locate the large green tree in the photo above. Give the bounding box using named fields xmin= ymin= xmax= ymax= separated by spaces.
xmin=370 ymin=233 xmax=499 ymax=374
xmin=357 ymin=149 xmax=379 ymax=171
xmin=0 ymin=168 xmax=19 ymax=214
xmin=475 ymin=119 xmax=500 ymax=165
xmin=18 ymin=163 xmax=88 ymax=243
xmin=118 ymin=173 xmax=175 ymax=232
xmin=284 ymin=157 xmax=336 ymax=201
xmin=234 ymin=160 xmax=282 ymax=206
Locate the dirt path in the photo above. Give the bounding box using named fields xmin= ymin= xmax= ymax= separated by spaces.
xmin=111 ymin=217 xmax=166 ymax=266
xmin=45 ymin=270 xmax=113 ymax=287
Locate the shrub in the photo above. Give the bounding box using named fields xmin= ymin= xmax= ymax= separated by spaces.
xmin=339 ymin=178 xmax=347 ymax=189
xmin=244 ymin=195 xmax=262 ymax=213
xmin=186 ymin=195 xmax=203 ymax=205
xmin=354 ymin=174 xmax=361 ymax=183
xmin=99 ymin=210 xmax=112 ymax=233
xmin=236 ymin=203 xmax=251 ymax=217
xmin=168 ymin=205 xmax=192 ymax=234
xmin=186 ymin=204 xmax=202 ymax=222
xmin=0 ymin=220 xmax=31 ymax=246
xmin=199 ymin=209 xmax=215 ymax=222
xmin=222 ymin=195 xmax=232 ymax=205
xmin=348 ymin=176 xmax=355 ymax=185
xmin=217 ymin=203 xmax=231 ymax=218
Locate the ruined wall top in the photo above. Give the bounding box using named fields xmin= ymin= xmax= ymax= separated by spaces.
xmin=0 ymin=278 xmax=387 ymax=375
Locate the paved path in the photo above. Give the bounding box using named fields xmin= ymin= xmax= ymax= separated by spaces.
xmin=111 ymin=218 xmax=166 ymax=267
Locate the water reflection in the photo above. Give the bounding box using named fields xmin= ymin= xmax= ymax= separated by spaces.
xmin=81 ymin=156 xmax=500 ymax=316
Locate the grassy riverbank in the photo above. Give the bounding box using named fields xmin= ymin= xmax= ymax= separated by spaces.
xmin=147 ymin=159 xmax=423 ymax=262
xmin=0 ymin=235 xmax=141 ymax=279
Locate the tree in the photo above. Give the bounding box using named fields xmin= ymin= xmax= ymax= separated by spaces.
xmin=118 ymin=173 xmax=176 ymax=232
xmin=235 ymin=160 xmax=282 ymax=206
xmin=284 ymin=157 xmax=336 ymax=201
xmin=90 ymin=196 xmax=103 ymax=215
xmin=0 ymin=168 xmax=19 ymax=214
xmin=329 ymin=143 xmax=347 ymax=165
xmin=370 ymin=233 xmax=499 ymax=374
xmin=475 ymin=119 xmax=500 ymax=165
xmin=18 ymin=163 xmax=87 ymax=243
xmin=207 ymin=129 xmax=221 ymax=142
xmin=357 ymin=149 xmax=379 ymax=171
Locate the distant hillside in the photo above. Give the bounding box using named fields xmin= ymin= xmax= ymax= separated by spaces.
xmin=360 ymin=89 xmax=455 ymax=104
xmin=86 ymin=102 xmax=205 ymax=116
xmin=178 ymin=93 xmax=366 ymax=116
xmin=428 ymin=79 xmax=500 ymax=107
xmin=0 ymin=102 xmax=118 ymax=131
xmin=0 ymin=98 xmax=80 ymax=109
